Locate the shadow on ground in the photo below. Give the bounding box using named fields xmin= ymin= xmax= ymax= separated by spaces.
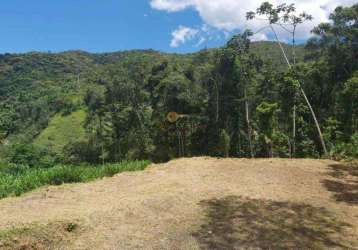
xmin=193 ymin=196 xmax=352 ymax=250
xmin=323 ymin=163 xmax=358 ymax=205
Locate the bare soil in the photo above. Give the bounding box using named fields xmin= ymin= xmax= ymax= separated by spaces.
xmin=0 ymin=157 xmax=357 ymax=249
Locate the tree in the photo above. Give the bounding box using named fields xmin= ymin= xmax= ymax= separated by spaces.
xmin=256 ymin=102 xmax=279 ymax=157
xmin=247 ymin=2 xmax=328 ymax=157
xmin=308 ymin=4 xmax=358 ymax=140
xmin=219 ymin=129 xmax=231 ymax=157
xmin=228 ymin=31 xmax=262 ymax=157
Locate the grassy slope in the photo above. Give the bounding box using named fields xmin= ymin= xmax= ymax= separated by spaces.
xmin=33 ymin=110 xmax=86 ymax=155
xmin=250 ymin=41 xmax=306 ymax=69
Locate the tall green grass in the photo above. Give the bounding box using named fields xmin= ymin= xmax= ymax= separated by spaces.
xmin=0 ymin=161 xmax=150 ymax=199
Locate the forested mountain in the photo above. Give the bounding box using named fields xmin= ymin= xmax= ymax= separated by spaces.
xmin=0 ymin=4 xmax=357 ymax=166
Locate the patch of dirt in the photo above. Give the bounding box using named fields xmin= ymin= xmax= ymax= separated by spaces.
xmin=0 ymin=220 xmax=83 ymax=250
xmin=0 ymin=157 xmax=357 ymax=249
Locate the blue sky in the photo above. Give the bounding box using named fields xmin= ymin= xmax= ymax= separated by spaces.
xmin=0 ymin=0 xmax=224 ymax=54
xmin=0 ymin=0 xmax=353 ymax=54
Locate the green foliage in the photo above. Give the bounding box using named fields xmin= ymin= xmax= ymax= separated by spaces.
xmin=0 ymin=4 xmax=356 ymax=162
xmin=0 ymin=51 xmax=93 ymax=144
xmin=256 ymin=102 xmax=279 ymax=157
xmin=329 ymin=133 xmax=358 ymax=160
xmin=0 ymin=160 xmax=150 ymax=199
xmin=33 ymin=110 xmax=86 ymax=157
xmin=4 ymin=143 xmax=55 ymax=168
xmin=250 ymin=42 xmax=305 ymax=70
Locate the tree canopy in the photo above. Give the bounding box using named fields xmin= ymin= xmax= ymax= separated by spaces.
xmin=0 ymin=4 xmax=357 ymax=165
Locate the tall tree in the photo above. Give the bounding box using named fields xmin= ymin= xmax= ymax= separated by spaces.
xmin=247 ymin=2 xmax=328 ymax=156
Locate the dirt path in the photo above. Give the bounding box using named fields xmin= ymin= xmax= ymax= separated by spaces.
xmin=0 ymin=158 xmax=357 ymax=249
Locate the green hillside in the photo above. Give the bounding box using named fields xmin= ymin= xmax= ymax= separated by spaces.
xmin=33 ymin=110 xmax=86 ymax=156
xmin=0 ymin=4 xmax=357 ymax=164
xmin=250 ymin=41 xmax=306 ymax=69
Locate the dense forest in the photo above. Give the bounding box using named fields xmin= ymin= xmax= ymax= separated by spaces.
xmin=0 ymin=3 xmax=357 ymax=168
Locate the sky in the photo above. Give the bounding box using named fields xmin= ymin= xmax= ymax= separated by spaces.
xmin=0 ymin=0 xmax=355 ymax=54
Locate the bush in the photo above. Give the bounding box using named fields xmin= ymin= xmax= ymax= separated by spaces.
xmin=351 ymin=133 xmax=358 ymax=157
xmin=0 ymin=160 xmax=150 ymax=199
xmin=0 ymin=163 xmax=30 ymax=175
xmin=330 ymin=133 xmax=358 ymax=160
xmin=63 ymin=140 xmax=101 ymax=164
xmin=5 ymin=143 xmax=56 ymax=168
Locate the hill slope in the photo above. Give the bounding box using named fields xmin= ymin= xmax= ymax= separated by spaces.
xmin=0 ymin=41 xmax=300 ymax=142
xmin=1 ymin=38 xmax=356 ymax=162
xmin=0 ymin=158 xmax=357 ymax=249
xmin=33 ymin=110 xmax=86 ymax=155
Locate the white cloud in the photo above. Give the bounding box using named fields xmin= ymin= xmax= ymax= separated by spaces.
xmin=150 ymin=0 xmax=356 ymax=46
xmin=150 ymin=0 xmax=193 ymax=12
xmin=251 ymin=33 xmax=268 ymax=42
xmin=170 ymin=26 xmax=198 ymax=47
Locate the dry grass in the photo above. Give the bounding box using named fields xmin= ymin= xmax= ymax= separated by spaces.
xmin=0 ymin=157 xmax=357 ymax=249
xmin=0 ymin=220 xmax=83 ymax=250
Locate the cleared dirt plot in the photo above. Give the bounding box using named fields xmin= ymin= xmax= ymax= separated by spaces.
xmin=0 ymin=158 xmax=357 ymax=249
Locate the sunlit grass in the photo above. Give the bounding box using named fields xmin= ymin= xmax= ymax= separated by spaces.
xmin=33 ymin=109 xmax=87 ymax=155
xmin=0 ymin=160 xmax=150 ymax=199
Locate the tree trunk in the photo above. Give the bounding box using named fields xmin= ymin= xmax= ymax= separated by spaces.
xmin=292 ymin=26 xmax=297 ymax=158
xmin=102 ymin=144 xmax=105 ymax=166
xmin=270 ymin=25 xmax=328 ymax=156
xmin=182 ymin=129 xmax=186 ymax=157
xmin=292 ymin=102 xmax=296 ymax=157
xmin=214 ymin=81 xmax=219 ymax=123
xmin=245 ymin=89 xmax=254 ymax=158
xmin=177 ymin=126 xmax=182 ymax=157
xmin=292 ymin=26 xmax=297 ymax=65
xmin=299 ymin=87 xmax=328 ymax=155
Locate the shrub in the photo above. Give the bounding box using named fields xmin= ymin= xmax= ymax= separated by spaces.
xmin=5 ymin=143 xmax=56 ymax=168
xmin=330 ymin=133 xmax=358 ymax=160
xmin=63 ymin=140 xmax=101 ymax=164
